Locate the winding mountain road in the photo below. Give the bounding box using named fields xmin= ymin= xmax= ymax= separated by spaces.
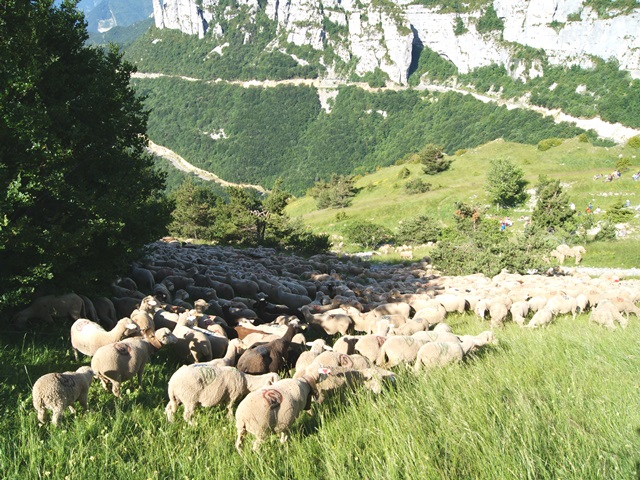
xmin=136 ymin=72 xmax=640 ymax=189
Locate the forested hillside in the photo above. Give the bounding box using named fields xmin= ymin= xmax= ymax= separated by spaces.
xmin=134 ymin=76 xmax=588 ymax=194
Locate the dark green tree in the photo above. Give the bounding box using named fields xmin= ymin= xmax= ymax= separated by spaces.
xmin=485 ymin=159 xmax=528 ymax=208
xmin=0 ymin=0 xmax=171 ymax=308
xmin=476 ymin=4 xmax=504 ymax=33
xmin=419 ymin=144 xmax=452 ymax=175
xmin=168 ymin=178 xmax=222 ymax=240
xmin=530 ymin=175 xmax=577 ymax=237
xmin=308 ymin=174 xmax=358 ymax=209
xmin=454 ymin=16 xmax=467 ymax=36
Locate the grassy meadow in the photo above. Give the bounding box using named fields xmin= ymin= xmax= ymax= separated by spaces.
xmin=1 ymin=311 xmax=639 ymax=480
xmin=287 ymin=136 xmax=640 ymax=262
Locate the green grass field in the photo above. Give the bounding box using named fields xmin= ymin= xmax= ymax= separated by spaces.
xmin=2 ymin=312 xmax=639 ymax=479
xmin=287 ymin=137 xmax=640 ymax=265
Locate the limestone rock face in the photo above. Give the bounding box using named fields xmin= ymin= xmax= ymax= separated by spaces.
xmin=152 ymin=0 xmax=640 ymax=82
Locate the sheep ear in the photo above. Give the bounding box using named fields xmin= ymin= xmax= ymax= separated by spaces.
xmin=126 ymin=323 xmax=138 ymax=330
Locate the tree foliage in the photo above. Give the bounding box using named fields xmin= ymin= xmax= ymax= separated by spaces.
xmin=0 ymin=0 xmax=172 ymax=308
xmin=530 ymin=175 xmax=577 ymax=239
xmin=342 ymin=221 xmax=393 ymax=250
xmin=419 ymin=144 xmax=452 ymax=175
xmin=308 ymin=174 xmax=358 ymax=209
xmin=396 ymin=215 xmax=440 ymax=245
xmin=167 ymin=180 xmax=329 ymax=253
xmin=485 ymin=159 xmax=528 ymax=208
xmin=432 ymin=202 xmax=550 ymax=276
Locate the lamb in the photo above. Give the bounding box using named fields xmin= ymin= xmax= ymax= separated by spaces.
xmin=165 ymin=365 xmax=280 ymax=423
xmin=414 ymin=342 xmax=464 ymax=371
xmin=92 ymin=296 xmax=117 ymax=329
xmin=70 ymin=317 xmax=140 ymax=360
xmin=313 ymin=366 xmax=394 ymax=402
xmin=546 ymin=294 xmax=578 ymax=319
xmin=235 ymin=369 xmax=324 ymax=451
xmin=91 ymin=327 xmax=177 ymax=397
xmin=299 ymin=305 xmax=353 ymax=336
xmin=13 ymin=293 xmax=85 ymax=329
xmin=32 ymin=366 xmax=94 ymax=425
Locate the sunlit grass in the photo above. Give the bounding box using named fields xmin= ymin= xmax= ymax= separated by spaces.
xmin=2 ymin=312 xmax=640 ymax=479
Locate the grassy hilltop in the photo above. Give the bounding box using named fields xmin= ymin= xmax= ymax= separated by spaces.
xmin=287 ymin=136 xmax=640 ymax=265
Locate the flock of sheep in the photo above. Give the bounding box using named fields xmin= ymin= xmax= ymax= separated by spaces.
xmin=24 ymin=240 xmax=640 ymax=450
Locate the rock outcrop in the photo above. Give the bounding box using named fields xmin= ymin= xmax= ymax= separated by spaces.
xmin=151 ymin=0 xmax=640 ymax=83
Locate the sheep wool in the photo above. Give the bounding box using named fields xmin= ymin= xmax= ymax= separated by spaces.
xmin=32 ymin=366 xmax=94 ymax=425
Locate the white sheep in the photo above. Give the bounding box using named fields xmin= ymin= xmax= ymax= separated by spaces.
xmin=375 ymin=335 xmax=428 ymax=367
xmin=91 ymin=327 xmax=177 ymax=397
xmin=32 ymin=366 xmax=94 ymax=425
xmin=510 ymin=301 xmax=530 ymax=326
xmin=294 ymin=351 xmax=372 ymax=378
xmin=13 ymin=293 xmax=85 ymax=329
xmin=525 ymin=308 xmax=554 ymax=328
xmin=172 ymin=314 xmax=215 ymax=364
xmin=70 ymin=317 xmax=140 ymax=360
xmin=165 ymin=365 xmax=280 ymax=423
xmin=589 ymin=300 xmax=628 ymax=330
xmin=294 ymin=339 xmax=331 ymax=372
xmin=414 ymin=342 xmax=464 ymax=371
xmin=235 ymin=369 xmax=325 ymax=451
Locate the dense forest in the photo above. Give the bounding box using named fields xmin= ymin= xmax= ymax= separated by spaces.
xmin=134 ymin=77 xmax=588 ymax=194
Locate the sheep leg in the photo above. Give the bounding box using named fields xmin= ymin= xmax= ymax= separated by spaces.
xmin=79 ymin=391 xmax=88 ymax=411
xmin=112 ymin=382 xmax=121 ymax=397
xmin=36 ymin=408 xmax=47 ymax=425
xmin=51 ymin=408 xmax=63 ymax=426
xmin=183 ymin=405 xmax=196 ymax=425
xmin=73 ymin=348 xmax=80 ymax=362
xmin=235 ymin=426 xmax=246 ymax=453
xmin=68 ymin=405 xmax=76 ymax=415
xmin=279 ymin=432 xmax=288 ymax=444
xmin=165 ymin=401 xmax=177 ymax=423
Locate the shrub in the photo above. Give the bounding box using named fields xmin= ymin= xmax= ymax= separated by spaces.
xmin=342 ymin=221 xmax=393 ymax=250
xmin=627 ymin=135 xmax=640 ymax=148
xmin=396 ymin=215 xmax=440 ymax=245
xmin=537 ymin=137 xmax=564 ymax=151
xmin=419 ymin=144 xmax=452 ymax=175
xmin=594 ymin=222 xmax=616 ymax=241
xmin=476 ymin=5 xmax=504 ymax=33
xmin=530 ymin=175 xmax=578 ymax=239
xmin=404 ymin=178 xmax=432 ymax=194
xmin=605 ymin=200 xmax=633 ymax=223
xmin=578 ymin=133 xmax=590 ymax=143
xmin=615 ymin=156 xmax=632 ymax=172
xmin=398 ymin=167 xmax=411 ymax=179
xmin=454 ymin=16 xmax=467 ymax=36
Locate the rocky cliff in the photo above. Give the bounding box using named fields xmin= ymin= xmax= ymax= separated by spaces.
xmin=152 ymin=0 xmax=640 ymax=84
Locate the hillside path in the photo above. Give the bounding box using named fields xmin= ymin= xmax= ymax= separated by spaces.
xmin=133 ymin=72 xmax=640 ymax=144
xmin=147 ymin=140 xmax=267 ymax=193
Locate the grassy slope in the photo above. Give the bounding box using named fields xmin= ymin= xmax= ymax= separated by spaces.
xmin=287 ymin=137 xmax=640 ymax=265
xmin=1 ymin=314 xmax=639 ymax=479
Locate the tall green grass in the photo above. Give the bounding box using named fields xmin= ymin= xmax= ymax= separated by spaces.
xmin=2 ymin=313 xmax=639 ymax=479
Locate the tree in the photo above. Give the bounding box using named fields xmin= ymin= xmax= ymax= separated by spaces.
xmin=485 ymin=159 xmax=528 ymax=208
xmin=342 ymin=221 xmax=393 ymax=250
xmin=167 ymin=178 xmax=222 ymax=240
xmin=530 ymin=175 xmax=577 ymax=237
xmin=308 ymin=174 xmax=358 ymax=209
xmin=419 ymin=144 xmax=452 ymax=175
xmin=0 ymin=0 xmax=172 ymax=308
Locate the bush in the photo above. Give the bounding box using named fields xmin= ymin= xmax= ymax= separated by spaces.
xmin=396 ymin=215 xmax=440 ymax=245
xmin=398 ymin=167 xmax=411 ymax=179
xmin=419 ymin=144 xmax=452 ymax=175
xmin=578 ymin=133 xmax=590 ymax=143
xmin=605 ymin=200 xmax=633 ymax=223
xmin=342 ymin=221 xmax=393 ymax=250
xmin=537 ymin=137 xmax=565 ymax=151
xmin=476 ymin=4 xmax=504 ymax=33
xmin=627 ymin=135 xmax=640 ymax=148
xmin=594 ymin=222 xmax=616 ymax=241
xmin=530 ymin=175 xmax=578 ymax=239
xmin=616 ymin=156 xmax=632 ymax=172
xmin=404 ymin=178 xmax=432 ymax=194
